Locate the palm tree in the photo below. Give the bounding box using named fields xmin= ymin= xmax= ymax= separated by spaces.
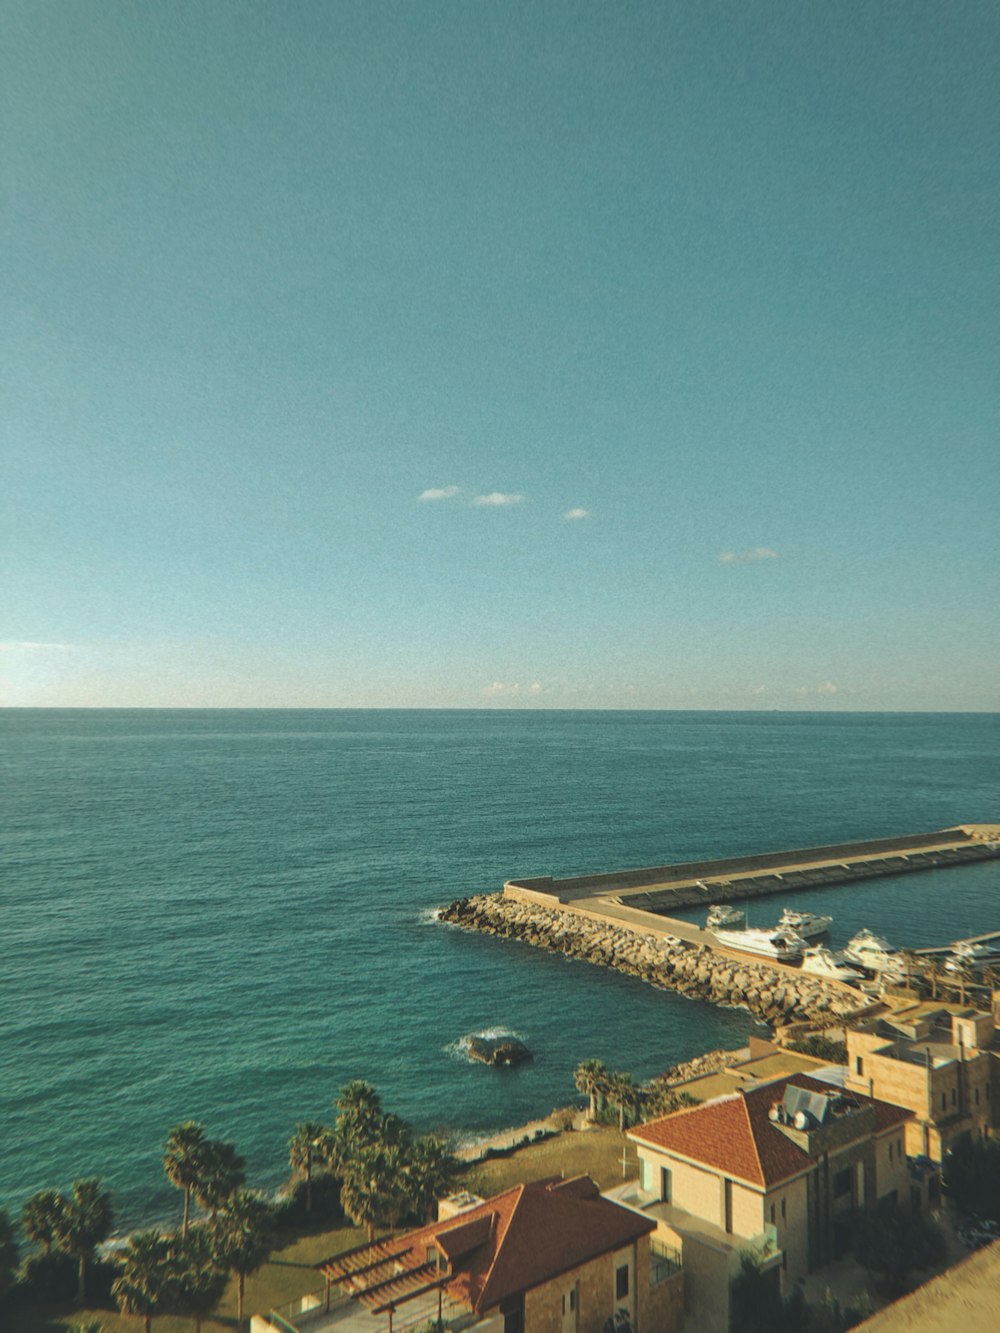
xmin=56 ymin=1178 xmax=114 ymax=1305
xmin=192 ymin=1140 xmax=245 ymax=1221
xmin=163 ymin=1122 xmax=208 ymax=1238
xmin=173 ymin=1227 xmax=227 ymax=1333
xmin=575 ymin=1059 xmax=609 ymax=1121
xmin=340 ymin=1144 xmax=397 ymax=1244
xmin=405 ymin=1136 xmax=461 ymax=1223
xmin=210 ymin=1191 xmax=275 ymax=1327
xmin=608 ymin=1072 xmax=639 ymax=1132
xmin=0 ymin=1208 xmax=19 ymax=1304
xmin=22 ymin=1188 xmax=67 ymax=1255
xmin=288 ymin=1121 xmax=330 ymax=1214
xmin=643 ymin=1084 xmax=697 ymax=1119
xmin=112 ymin=1230 xmax=176 ymax=1333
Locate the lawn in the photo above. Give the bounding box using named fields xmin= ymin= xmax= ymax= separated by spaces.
xmin=8 ymin=1127 xmax=631 ymax=1332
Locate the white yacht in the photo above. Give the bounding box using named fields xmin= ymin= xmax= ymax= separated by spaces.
xmin=944 ymin=940 xmax=1000 ymax=972
xmin=706 ymin=903 xmax=746 ymax=930
xmin=843 ymin=929 xmax=905 ymax=978
xmin=712 ymin=927 xmax=806 ymax=961
xmin=777 ymin=908 xmax=833 ymax=940
xmin=800 ymin=946 xmax=864 ymax=983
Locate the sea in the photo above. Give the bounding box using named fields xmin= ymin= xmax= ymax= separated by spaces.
xmin=2 ymin=709 xmax=998 ymax=1234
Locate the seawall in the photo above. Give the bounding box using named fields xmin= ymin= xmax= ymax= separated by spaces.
xmin=438 ymin=893 xmax=866 ymax=1027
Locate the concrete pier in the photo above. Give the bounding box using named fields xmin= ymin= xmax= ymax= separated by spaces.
xmin=503 ymin=824 xmax=1000 ymax=919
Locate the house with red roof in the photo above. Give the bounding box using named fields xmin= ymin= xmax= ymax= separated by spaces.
xmin=622 ymin=1074 xmax=912 ymax=1332
xmin=273 ymin=1175 xmax=684 ymax=1333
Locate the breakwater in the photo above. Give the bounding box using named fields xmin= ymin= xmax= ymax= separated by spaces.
xmin=439 ymin=894 xmax=865 ymax=1026
xmin=504 ymin=824 xmax=1000 ymax=915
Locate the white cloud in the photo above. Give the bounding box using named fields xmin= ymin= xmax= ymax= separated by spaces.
xmin=793 ymin=681 xmax=839 ymax=696
xmin=718 ymin=547 xmax=779 ymax=564
xmin=0 ymin=641 xmax=73 ymax=651
xmin=482 ymin=680 xmax=545 ymax=696
xmin=418 ymin=486 xmax=461 ymax=501
xmin=563 ymin=507 xmax=590 ymax=521
xmin=471 ymin=492 xmax=525 ymax=507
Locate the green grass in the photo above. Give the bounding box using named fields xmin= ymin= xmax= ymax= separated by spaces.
xmin=8 ymin=1127 xmax=631 ymax=1332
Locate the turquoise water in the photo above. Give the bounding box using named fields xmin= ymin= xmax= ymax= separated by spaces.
xmin=3 ymin=709 xmax=998 ymax=1232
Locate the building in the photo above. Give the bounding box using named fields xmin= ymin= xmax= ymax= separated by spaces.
xmin=291 ymin=1176 xmax=684 ymax=1333
xmin=623 ymin=1074 xmax=912 ymax=1333
xmin=845 ymin=1004 xmax=999 ymax=1160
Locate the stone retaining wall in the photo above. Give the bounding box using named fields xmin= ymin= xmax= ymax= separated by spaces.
xmin=439 ymin=893 xmax=864 ymax=1026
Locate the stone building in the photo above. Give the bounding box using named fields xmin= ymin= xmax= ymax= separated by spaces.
xmin=623 ymin=1074 xmax=912 ymax=1332
xmin=845 ymin=1004 xmax=999 ymax=1160
xmin=313 ymin=1175 xmax=683 ymax=1333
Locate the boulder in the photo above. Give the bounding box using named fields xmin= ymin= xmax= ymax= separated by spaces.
xmin=466 ymin=1036 xmax=533 ymax=1068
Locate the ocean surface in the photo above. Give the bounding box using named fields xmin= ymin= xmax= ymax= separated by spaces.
xmin=3 ymin=709 xmax=998 ymax=1233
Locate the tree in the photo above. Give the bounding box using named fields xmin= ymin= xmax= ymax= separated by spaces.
xmin=192 ymin=1140 xmax=246 ymax=1221
xmin=210 ymin=1191 xmax=275 ymax=1326
xmin=56 ymin=1178 xmax=114 ymax=1305
xmin=288 ymin=1121 xmax=330 ymax=1215
xmin=331 ymin=1081 xmax=384 ymax=1169
xmin=643 ymin=1083 xmax=697 ymax=1119
xmin=405 ymin=1136 xmax=461 ymax=1224
xmin=340 ymin=1144 xmax=399 ymax=1244
xmin=574 ymin=1059 xmax=609 ymax=1121
xmin=163 ymin=1122 xmax=208 ymax=1238
xmin=607 ymin=1071 xmax=639 ymax=1131
xmin=854 ymin=1204 xmax=946 ymax=1293
xmin=0 ymin=1208 xmax=19 ymax=1305
xmin=173 ymin=1228 xmax=227 ymax=1333
xmin=21 ymin=1188 xmax=66 ymax=1256
xmin=112 ymin=1230 xmax=177 ymax=1333
xmin=942 ymin=1136 xmax=1000 ymax=1222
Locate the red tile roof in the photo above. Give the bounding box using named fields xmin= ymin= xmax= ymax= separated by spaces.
xmin=322 ymin=1175 xmax=654 ymax=1314
xmin=630 ymin=1074 xmax=912 ymax=1189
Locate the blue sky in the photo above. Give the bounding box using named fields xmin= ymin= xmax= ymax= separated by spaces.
xmin=3 ymin=1 xmax=998 ymax=709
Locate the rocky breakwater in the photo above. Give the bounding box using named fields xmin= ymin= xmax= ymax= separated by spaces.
xmin=439 ymin=895 xmax=863 ymax=1026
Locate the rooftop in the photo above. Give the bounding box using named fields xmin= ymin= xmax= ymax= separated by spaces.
xmin=630 ymin=1075 xmax=911 ymax=1189
xmin=319 ymin=1176 xmax=654 ymax=1318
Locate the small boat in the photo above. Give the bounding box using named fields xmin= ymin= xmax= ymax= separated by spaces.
xmin=843 ymin=930 xmax=905 ymax=978
xmin=707 ymin=903 xmax=746 ymax=930
xmin=777 ymin=908 xmax=833 ymax=939
xmin=800 ymin=946 xmax=864 ymax=982
xmin=944 ymin=940 xmax=1000 ymax=972
xmin=713 ymin=927 xmax=806 ymax=961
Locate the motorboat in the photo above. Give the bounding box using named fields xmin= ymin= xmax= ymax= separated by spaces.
xmin=800 ymin=946 xmax=864 ymax=983
xmin=943 ymin=940 xmax=1000 ymax=972
xmin=777 ymin=908 xmax=833 ymax=939
xmin=843 ymin=929 xmax=906 ymax=978
xmin=706 ymin=903 xmax=746 ymax=930
xmin=712 ymin=927 xmax=806 ymax=961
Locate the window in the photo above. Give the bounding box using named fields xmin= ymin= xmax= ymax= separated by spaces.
xmin=941 ymin=1093 xmax=947 ymax=1112
xmin=616 ymin=1264 xmax=630 ymax=1300
xmin=562 ymin=1288 xmax=577 ymax=1315
xmin=781 ymin=1198 xmax=786 ymax=1220
xmin=975 ymin=1088 xmax=980 ymax=1106
xmin=888 ymin=1142 xmax=893 ymax=1162
xmin=952 ymin=1088 xmax=957 ymax=1106
xmin=770 ymin=1203 xmax=775 ymax=1224
xmin=660 ymin=1167 xmax=672 ymax=1203
xmin=834 ymin=1167 xmax=853 ymax=1198
xmin=856 ymin=1056 xmax=864 ymax=1075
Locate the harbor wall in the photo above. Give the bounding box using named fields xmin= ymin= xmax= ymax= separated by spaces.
xmin=504 ymin=825 xmax=1000 ymax=912
xmin=438 ymin=894 xmax=866 ymax=1027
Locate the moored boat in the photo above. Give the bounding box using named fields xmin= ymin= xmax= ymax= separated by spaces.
xmin=843 ymin=929 xmax=905 ymax=979
xmin=800 ymin=945 xmax=864 ymax=983
xmin=943 ymin=939 xmax=1000 ymax=972
xmin=712 ymin=927 xmax=806 ymax=961
xmin=706 ymin=903 xmax=746 ymax=930
xmin=777 ymin=908 xmax=833 ymax=939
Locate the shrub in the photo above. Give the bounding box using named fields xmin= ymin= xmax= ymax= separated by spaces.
xmin=788 ymin=1035 xmax=848 ymax=1064
xmin=942 ymin=1135 xmax=1000 ymax=1222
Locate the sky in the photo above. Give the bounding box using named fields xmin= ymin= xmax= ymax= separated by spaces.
xmin=3 ymin=0 xmax=998 ymax=710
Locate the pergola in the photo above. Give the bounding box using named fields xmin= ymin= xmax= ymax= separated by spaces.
xmin=319 ymin=1237 xmax=456 ymax=1332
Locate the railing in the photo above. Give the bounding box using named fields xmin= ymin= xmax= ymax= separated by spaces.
xmin=260 ymin=1286 xmax=351 ymax=1332
xmin=649 ymin=1238 xmax=682 ymax=1285
xmin=730 ymin=1224 xmax=780 ymax=1276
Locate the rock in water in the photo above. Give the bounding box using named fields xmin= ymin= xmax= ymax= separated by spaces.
xmin=467 ymin=1036 xmax=533 ymax=1068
